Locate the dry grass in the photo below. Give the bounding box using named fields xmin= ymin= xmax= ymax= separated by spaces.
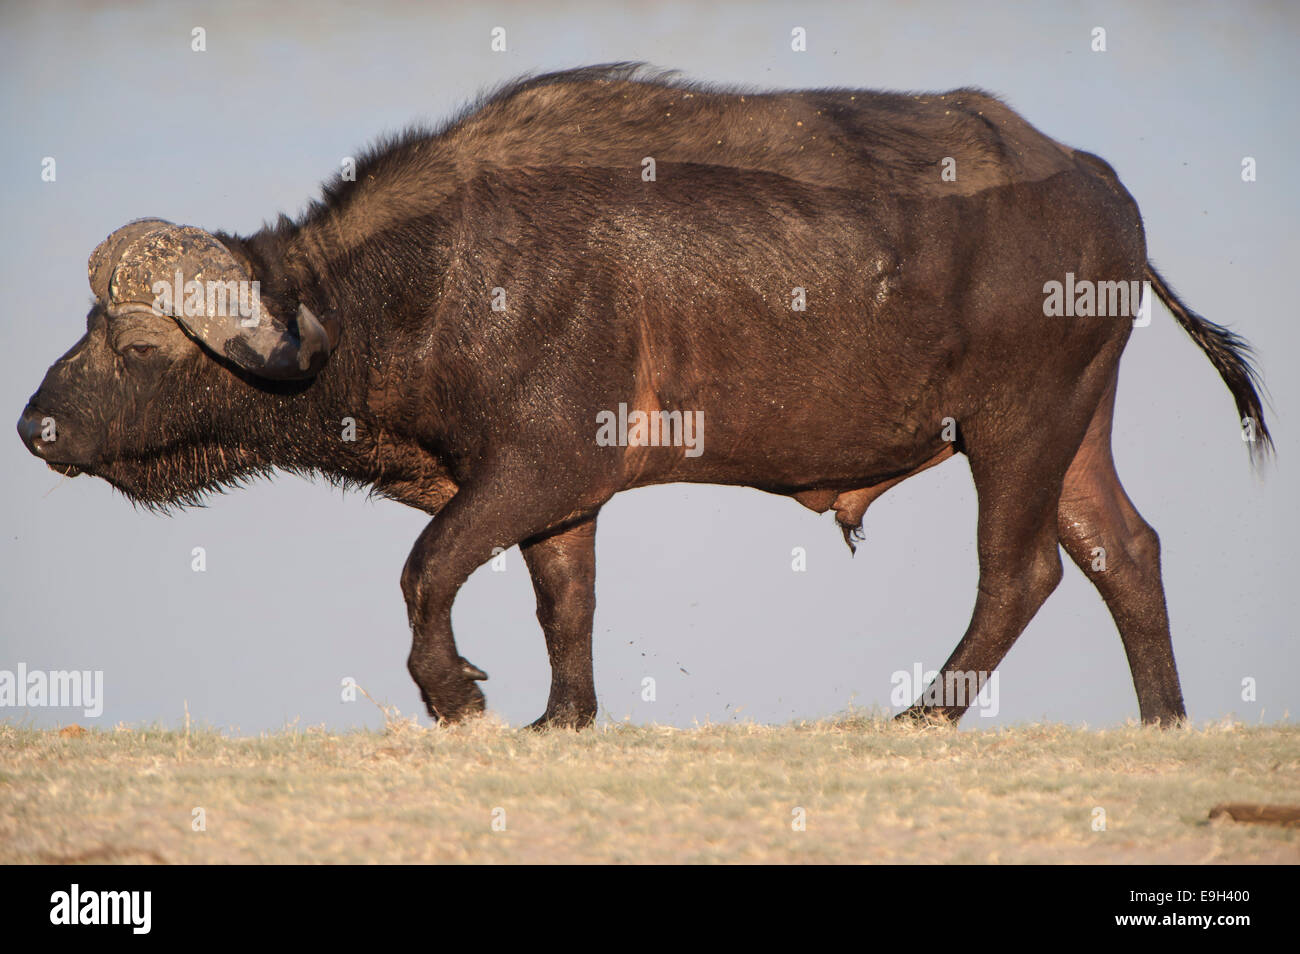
xmin=1 ymin=714 xmax=1297 ymax=864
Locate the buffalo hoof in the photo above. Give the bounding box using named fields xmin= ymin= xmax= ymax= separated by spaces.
xmin=1139 ymin=708 xmax=1188 ymax=728
xmin=527 ymin=703 xmax=597 ymax=731
xmin=894 ymin=705 xmax=959 ymax=727
xmin=420 ymin=659 xmax=488 ymax=724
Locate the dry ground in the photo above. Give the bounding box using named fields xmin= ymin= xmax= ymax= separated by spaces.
xmin=1 ymin=716 xmax=1296 ymax=864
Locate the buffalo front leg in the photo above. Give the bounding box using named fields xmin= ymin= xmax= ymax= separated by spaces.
xmin=401 ymin=464 xmax=594 ymax=723
xmin=522 ymin=514 xmax=599 ymax=729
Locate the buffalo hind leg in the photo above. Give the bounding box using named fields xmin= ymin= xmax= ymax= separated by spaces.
xmin=1057 ymin=381 xmax=1186 ymax=725
xmin=900 ymin=461 xmax=1065 ymax=724
xmin=897 ymin=385 xmax=1111 ymax=724
xmin=522 ymin=514 xmax=599 ymax=729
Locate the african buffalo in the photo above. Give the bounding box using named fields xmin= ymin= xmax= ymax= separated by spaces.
xmin=18 ymin=64 xmax=1270 ymax=727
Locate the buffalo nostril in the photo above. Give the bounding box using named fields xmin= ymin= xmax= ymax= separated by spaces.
xmin=17 ymin=407 xmax=52 ymax=457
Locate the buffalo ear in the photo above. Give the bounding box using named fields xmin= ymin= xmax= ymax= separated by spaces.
xmin=88 ymin=221 xmax=338 ymax=380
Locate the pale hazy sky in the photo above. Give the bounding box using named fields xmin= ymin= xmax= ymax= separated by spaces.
xmin=2 ymin=0 xmax=1296 ymax=731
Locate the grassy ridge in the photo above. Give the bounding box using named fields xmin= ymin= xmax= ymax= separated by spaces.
xmin=1 ymin=717 xmax=1297 ymax=864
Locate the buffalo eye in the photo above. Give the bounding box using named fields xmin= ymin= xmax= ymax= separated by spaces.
xmin=125 ymin=343 xmax=157 ymax=357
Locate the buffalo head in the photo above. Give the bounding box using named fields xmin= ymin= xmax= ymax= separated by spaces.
xmin=17 ymin=219 xmax=339 ymax=504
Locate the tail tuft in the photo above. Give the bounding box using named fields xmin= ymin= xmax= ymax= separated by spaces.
xmin=1146 ymin=264 xmax=1273 ymax=463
